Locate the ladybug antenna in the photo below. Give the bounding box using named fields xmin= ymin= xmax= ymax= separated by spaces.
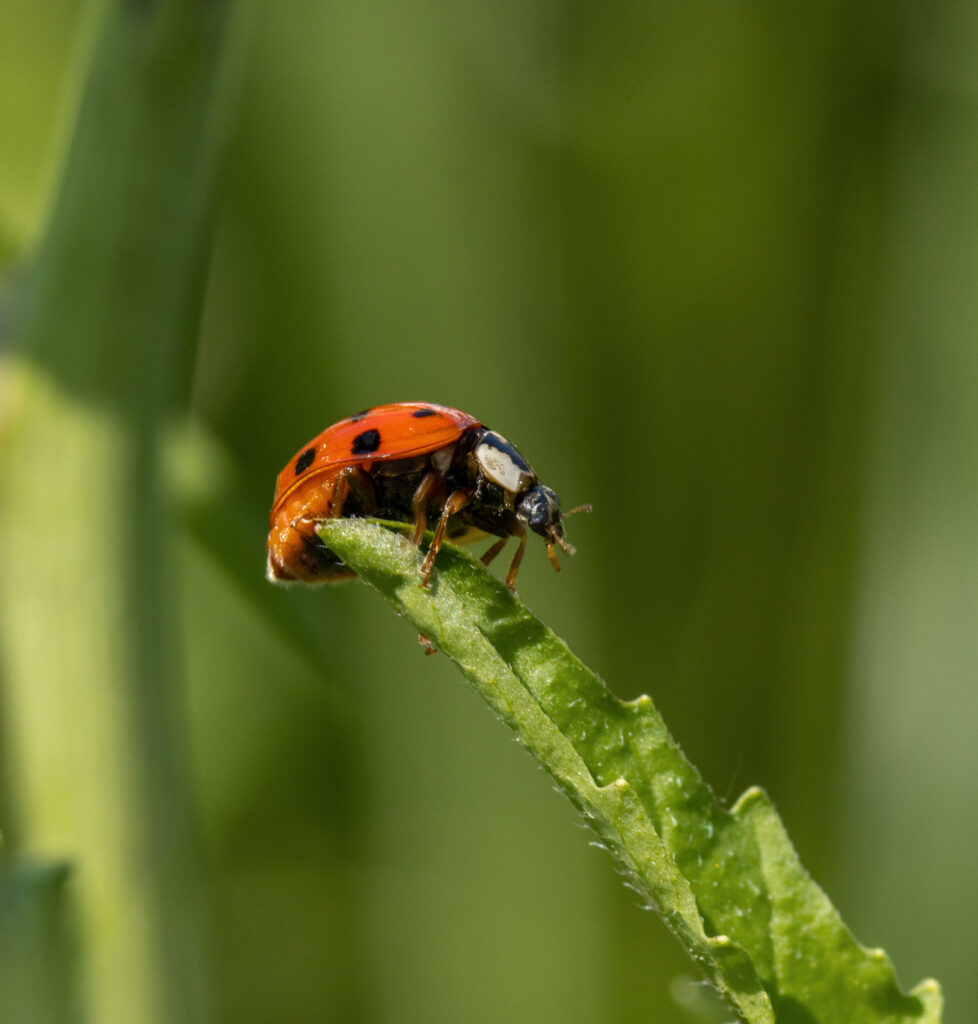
xmin=546 ymin=541 xmax=563 ymax=573
xmin=562 ymin=503 xmax=592 ymax=519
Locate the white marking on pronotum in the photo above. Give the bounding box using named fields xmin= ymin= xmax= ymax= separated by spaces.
xmin=430 ymin=444 xmax=454 ymax=474
xmin=475 ymin=435 xmax=533 ymax=493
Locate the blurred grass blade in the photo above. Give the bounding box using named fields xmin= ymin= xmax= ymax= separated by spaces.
xmin=320 ymin=519 xmax=943 ymax=1024
xmin=0 ymin=2 xmax=248 ymax=1022
xmin=0 ymin=861 xmax=79 ymax=1024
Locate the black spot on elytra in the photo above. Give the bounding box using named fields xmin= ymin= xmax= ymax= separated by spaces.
xmin=349 ymin=409 xmax=371 ymax=422
xmin=295 ymin=447 xmax=316 ymax=474
xmin=351 ymin=429 xmax=381 ymax=455
xmin=412 ymin=408 xmax=438 ymax=418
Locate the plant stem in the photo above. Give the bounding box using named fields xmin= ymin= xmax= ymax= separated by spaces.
xmin=0 ymin=2 xmax=247 ymax=1021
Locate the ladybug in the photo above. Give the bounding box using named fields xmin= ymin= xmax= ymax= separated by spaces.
xmin=266 ymin=402 xmax=587 ymax=591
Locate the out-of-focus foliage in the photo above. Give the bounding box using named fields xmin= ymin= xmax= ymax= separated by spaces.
xmin=0 ymin=862 xmax=77 ymax=1024
xmin=1 ymin=1 xmax=975 ymax=1022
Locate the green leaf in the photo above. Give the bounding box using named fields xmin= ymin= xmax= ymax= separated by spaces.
xmin=318 ymin=519 xmax=943 ymax=1024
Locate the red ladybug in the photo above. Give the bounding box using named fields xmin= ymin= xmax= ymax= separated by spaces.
xmin=266 ymin=402 xmax=587 ymax=590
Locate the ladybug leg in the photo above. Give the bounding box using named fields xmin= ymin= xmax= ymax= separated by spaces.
xmin=328 ymin=466 xmax=379 ymax=517
xmin=288 ymin=467 xmax=378 ymax=577
xmin=347 ymin=465 xmax=380 ymax=514
xmin=420 ymin=488 xmax=471 ymax=587
xmin=480 ymin=537 xmax=508 ymax=567
xmin=409 ymin=471 xmax=441 ymax=546
xmin=504 ymin=527 xmax=528 ymax=592
xmin=326 ymin=476 xmax=351 ymax=518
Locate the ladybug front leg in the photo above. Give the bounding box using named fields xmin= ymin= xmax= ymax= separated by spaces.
xmin=504 ymin=526 xmax=527 ymax=592
xmin=420 ymin=488 xmax=471 ymax=587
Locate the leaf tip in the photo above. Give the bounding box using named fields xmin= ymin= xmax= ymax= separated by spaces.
xmin=729 ymin=784 xmax=768 ymax=814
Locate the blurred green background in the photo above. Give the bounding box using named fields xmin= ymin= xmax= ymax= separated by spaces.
xmin=1 ymin=1 xmax=975 ymax=1021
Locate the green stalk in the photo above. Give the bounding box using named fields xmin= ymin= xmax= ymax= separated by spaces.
xmin=0 ymin=1 xmax=246 ymax=1021
xmin=320 ymin=519 xmax=943 ymax=1024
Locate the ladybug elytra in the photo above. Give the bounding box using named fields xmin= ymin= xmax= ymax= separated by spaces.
xmin=266 ymin=402 xmax=587 ymax=591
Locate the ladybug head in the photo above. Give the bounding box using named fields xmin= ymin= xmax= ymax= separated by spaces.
xmin=515 ymin=485 xmax=578 ymax=572
xmin=516 ymin=484 xmax=562 ymax=536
